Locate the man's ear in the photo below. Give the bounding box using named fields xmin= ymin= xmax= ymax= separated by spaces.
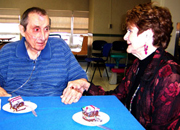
xmin=19 ymin=25 xmax=25 ymax=37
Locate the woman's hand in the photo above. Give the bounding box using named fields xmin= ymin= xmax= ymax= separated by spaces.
xmin=61 ymin=79 xmax=90 ymax=104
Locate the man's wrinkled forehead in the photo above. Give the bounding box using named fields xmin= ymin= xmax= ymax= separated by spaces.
xmin=27 ymin=12 xmax=49 ymax=24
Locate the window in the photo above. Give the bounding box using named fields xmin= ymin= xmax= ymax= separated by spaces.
xmin=0 ymin=8 xmax=20 ymax=42
xmin=73 ymin=11 xmax=89 ymax=34
xmin=47 ymin=10 xmax=89 ymax=47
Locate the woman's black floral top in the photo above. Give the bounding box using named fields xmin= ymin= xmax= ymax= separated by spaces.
xmin=87 ymin=47 xmax=180 ymax=130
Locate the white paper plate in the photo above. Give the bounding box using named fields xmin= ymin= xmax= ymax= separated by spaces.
xmin=2 ymin=101 xmax=37 ymax=114
xmin=72 ymin=111 xmax=110 ymax=126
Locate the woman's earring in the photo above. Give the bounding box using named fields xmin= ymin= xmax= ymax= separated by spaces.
xmin=144 ymin=44 xmax=148 ymax=55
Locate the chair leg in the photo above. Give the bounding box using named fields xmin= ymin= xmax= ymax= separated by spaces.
xmin=109 ymin=72 xmax=117 ymax=84
xmin=97 ymin=62 xmax=102 ymax=77
xmin=86 ymin=62 xmax=90 ymax=72
xmin=91 ymin=66 xmax=97 ymax=82
xmin=104 ymin=64 xmax=109 ymax=80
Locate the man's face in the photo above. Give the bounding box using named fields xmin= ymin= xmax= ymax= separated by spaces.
xmin=20 ymin=12 xmax=50 ymax=52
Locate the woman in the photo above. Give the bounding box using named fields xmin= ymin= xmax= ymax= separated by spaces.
xmin=62 ymin=2 xmax=180 ymax=130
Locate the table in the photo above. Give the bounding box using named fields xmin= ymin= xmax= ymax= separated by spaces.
xmin=0 ymin=37 xmax=15 ymax=42
xmin=0 ymin=96 xmax=145 ymax=130
xmin=0 ymin=37 xmax=15 ymax=49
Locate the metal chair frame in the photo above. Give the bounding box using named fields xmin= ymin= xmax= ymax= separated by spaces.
xmin=85 ymin=43 xmax=112 ymax=82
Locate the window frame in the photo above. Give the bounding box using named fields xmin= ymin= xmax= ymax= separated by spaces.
xmin=47 ymin=9 xmax=89 ymax=46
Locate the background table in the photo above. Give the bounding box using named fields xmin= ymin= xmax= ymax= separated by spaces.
xmin=0 ymin=37 xmax=15 ymax=42
xmin=0 ymin=96 xmax=145 ymax=130
xmin=110 ymin=53 xmax=127 ymax=68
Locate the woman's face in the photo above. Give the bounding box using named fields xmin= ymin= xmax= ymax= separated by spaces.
xmin=123 ymin=25 xmax=147 ymax=58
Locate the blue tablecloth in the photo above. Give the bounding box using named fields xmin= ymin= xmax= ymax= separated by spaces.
xmin=0 ymin=96 xmax=145 ymax=130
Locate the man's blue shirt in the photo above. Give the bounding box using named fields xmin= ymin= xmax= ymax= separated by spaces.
xmin=0 ymin=37 xmax=87 ymax=96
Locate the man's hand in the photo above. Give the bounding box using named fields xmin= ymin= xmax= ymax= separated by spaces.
xmin=0 ymin=87 xmax=12 ymax=97
xmin=61 ymin=79 xmax=90 ymax=104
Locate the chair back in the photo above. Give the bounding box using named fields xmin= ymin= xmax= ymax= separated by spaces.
xmin=49 ymin=34 xmax=61 ymax=38
xmin=92 ymin=40 xmax=107 ymax=57
xmin=112 ymin=41 xmax=127 ymax=52
xmin=102 ymin=43 xmax=112 ymax=57
xmin=92 ymin=40 xmax=107 ymax=50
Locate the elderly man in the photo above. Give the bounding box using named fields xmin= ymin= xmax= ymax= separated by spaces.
xmin=0 ymin=7 xmax=87 ymax=99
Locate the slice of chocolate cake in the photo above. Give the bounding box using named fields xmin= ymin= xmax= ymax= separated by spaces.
xmin=8 ymin=96 xmax=26 ymax=112
xmin=82 ymin=105 xmax=100 ymax=122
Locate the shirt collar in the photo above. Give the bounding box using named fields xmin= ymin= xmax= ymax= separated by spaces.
xmin=16 ymin=37 xmax=51 ymax=60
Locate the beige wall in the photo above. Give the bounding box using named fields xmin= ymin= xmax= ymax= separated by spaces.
xmin=0 ymin=0 xmax=150 ymax=37
xmin=90 ymin=0 xmax=151 ymax=34
xmin=2 ymin=0 xmax=178 ymax=55
xmin=0 ymin=0 xmax=89 ymax=14
xmin=89 ymin=0 xmax=151 ymax=43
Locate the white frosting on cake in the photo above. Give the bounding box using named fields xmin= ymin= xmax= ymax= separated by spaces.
xmin=8 ymin=96 xmax=26 ymax=111
xmin=82 ymin=105 xmax=100 ymax=113
xmin=82 ymin=105 xmax=101 ymax=122
xmin=9 ymin=96 xmax=24 ymax=107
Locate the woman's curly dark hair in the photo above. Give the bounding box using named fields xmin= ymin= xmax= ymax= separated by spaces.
xmin=125 ymin=2 xmax=173 ymax=49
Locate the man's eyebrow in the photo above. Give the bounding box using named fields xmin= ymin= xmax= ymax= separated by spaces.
xmin=46 ymin=25 xmax=50 ymax=28
xmin=32 ymin=25 xmax=50 ymax=28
